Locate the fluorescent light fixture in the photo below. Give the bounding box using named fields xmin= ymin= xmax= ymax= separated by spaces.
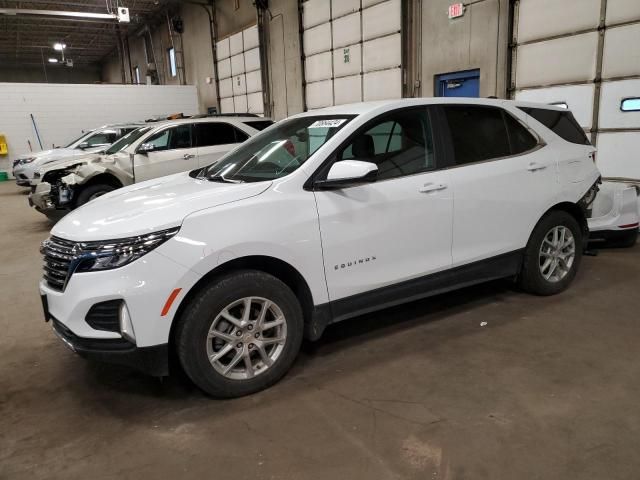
xmin=48 ymin=58 xmax=58 ymax=63
xmin=53 ymin=43 xmax=66 ymax=51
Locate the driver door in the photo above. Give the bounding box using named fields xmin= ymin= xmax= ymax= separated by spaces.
xmin=133 ymin=124 xmax=198 ymax=182
xmin=313 ymin=107 xmax=453 ymax=308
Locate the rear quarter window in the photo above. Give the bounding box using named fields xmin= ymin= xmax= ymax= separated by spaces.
xmin=243 ymin=120 xmax=274 ymax=131
xmin=518 ymin=107 xmax=591 ymax=146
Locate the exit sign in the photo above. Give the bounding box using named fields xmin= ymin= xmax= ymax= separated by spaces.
xmin=448 ymin=3 xmax=465 ymax=19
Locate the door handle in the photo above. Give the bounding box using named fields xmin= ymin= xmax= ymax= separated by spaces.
xmin=183 ymin=153 xmax=195 ymax=160
xmin=527 ymin=162 xmax=547 ymax=171
xmin=419 ymin=182 xmax=447 ymax=193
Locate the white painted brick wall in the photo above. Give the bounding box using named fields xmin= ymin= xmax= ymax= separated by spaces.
xmin=0 ymin=83 xmax=199 ymax=173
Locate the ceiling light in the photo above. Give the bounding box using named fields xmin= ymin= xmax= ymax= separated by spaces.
xmin=53 ymin=43 xmax=66 ymax=51
xmin=48 ymin=58 xmax=58 ymax=63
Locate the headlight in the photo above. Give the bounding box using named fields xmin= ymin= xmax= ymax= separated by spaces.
xmin=74 ymin=227 xmax=180 ymax=272
xmin=20 ymin=157 xmax=36 ymax=164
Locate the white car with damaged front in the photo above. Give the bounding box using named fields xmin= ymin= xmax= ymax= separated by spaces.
xmin=12 ymin=124 xmax=142 ymax=187
xmin=40 ymin=98 xmax=600 ymax=398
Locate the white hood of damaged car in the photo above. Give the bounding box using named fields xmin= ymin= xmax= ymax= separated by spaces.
xmin=23 ymin=147 xmax=102 ymax=168
xmin=52 ymin=172 xmax=272 ymax=241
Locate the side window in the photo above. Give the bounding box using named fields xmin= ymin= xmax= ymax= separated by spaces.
xmin=144 ymin=129 xmax=170 ymax=151
xmin=504 ymin=113 xmax=538 ymax=154
xmin=86 ymin=131 xmax=117 ymax=146
xmin=443 ymin=106 xmax=511 ymax=165
xmin=168 ymin=125 xmax=192 ymax=149
xmin=234 ymin=127 xmax=249 ymax=142
xmin=338 ymin=109 xmax=435 ymax=181
xmin=518 ymin=107 xmax=591 ymax=145
xmin=195 ymin=122 xmax=237 ymax=147
xmin=243 ymin=120 xmax=274 ymax=131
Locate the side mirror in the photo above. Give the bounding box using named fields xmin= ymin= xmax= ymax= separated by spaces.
xmin=314 ymin=160 xmax=378 ymax=190
xmin=137 ymin=143 xmax=155 ymax=155
xmin=77 ymin=142 xmax=90 ymax=150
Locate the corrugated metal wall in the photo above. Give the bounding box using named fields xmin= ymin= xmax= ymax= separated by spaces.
xmin=512 ymin=0 xmax=640 ymax=178
xmin=301 ymin=0 xmax=403 ymax=109
xmin=216 ymin=25 xmax=265 ymax=114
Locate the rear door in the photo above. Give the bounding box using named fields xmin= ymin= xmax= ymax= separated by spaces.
xmin=441 ymin=104 xmax=559 ymax=266
xmin=194 ymin=122 xmax=248 ymax=167
xmin=133 ymin=124 xmax=198 ymax=182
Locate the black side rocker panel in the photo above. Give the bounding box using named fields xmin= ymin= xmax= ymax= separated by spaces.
xmin=307 ymin=249 xmax=523 ymax=340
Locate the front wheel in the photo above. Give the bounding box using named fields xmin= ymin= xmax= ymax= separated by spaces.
xmin=175 ymin=270 xmax=304 ymax=398
xmin=519 ymin=210 xmax=583 ymax=296
xmin=75 ymin=184 xmax=115 ymax=208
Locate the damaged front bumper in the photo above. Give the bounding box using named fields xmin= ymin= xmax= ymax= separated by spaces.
xmin=29 ymin=182 xmax=54 ymax=211
xmin=29 ymin=181 xmax=75 ymax=215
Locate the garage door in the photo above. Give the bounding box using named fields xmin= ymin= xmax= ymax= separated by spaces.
xmin=301 ymin=0 xmax=402 ymax=110
xmin=511 ymin=0 xmax=640 ymax=178
xmin=216 ymin=25 xmax=264 ymax=115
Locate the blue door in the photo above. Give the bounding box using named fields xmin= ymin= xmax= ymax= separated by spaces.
xmin=436 ymin=69 xmax=480 ymax=97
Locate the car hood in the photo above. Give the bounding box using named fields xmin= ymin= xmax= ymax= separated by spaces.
xmin=38 ymin=152 xmax=103 ymax=174
xmin=52 ymin=172 xmax=272 ymax=241
xmin=26 ymin=148 xmax=101 ymax=167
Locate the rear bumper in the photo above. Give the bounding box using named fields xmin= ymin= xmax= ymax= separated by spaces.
xmin=589 ymin=227 xmax=639 ymax=243
xmin=51 ymin=316 xmax=169 ymax=376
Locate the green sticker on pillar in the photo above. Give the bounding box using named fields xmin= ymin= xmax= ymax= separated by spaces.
xmin=343 ymin=48 xmax=350 ymax=64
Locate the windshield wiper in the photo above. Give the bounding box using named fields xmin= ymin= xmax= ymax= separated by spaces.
xmin=207 ymin=174 xmax=243 ymax=184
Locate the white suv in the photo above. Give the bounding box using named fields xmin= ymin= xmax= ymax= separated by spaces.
xmin=12 ymin=124 xmax=142 ymax=187
xmin=30 ymin=116 xmax=271 ymax=219
xmin=40 ymin=99 xmax=600 ymax=398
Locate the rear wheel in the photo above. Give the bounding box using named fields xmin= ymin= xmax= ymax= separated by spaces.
xmin=75 ymin=184 xmax=115 ymax=207
xmin=519 ymin=210 xmax=583 ymax=296
xmin=175 ymin=270 xmax=303 ymax=398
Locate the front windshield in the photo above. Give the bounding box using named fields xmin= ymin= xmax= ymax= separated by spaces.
xmin=105 ymin=126 xmax=153 ymax=155
xmin=65 ymin=130 xmax=94 ymax=148
xmin=203 ymin=116 xmax=354 ymax=183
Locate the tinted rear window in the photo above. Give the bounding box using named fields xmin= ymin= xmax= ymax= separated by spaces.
xmin=518 ymin=107 xmax=590 ymax=145
xmin=443 ymin=106 xmax=511 ymax=165
xmin=244 ymin=120 xmax=274 ymax=131
xmin=504 ymin=113 xmax=538 ymax=154
xmin=195 ymin=122 xmax=242 ymax=147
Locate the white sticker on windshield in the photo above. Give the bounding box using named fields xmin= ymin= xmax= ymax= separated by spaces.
xmin=309 ymin=119 xmax=347 ymax=129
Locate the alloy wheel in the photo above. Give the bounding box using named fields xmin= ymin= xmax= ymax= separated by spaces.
xmin=205 ymin=297 xmax=287 ymax=380
xmin=538 ymin=226 xmax=575 ymax=283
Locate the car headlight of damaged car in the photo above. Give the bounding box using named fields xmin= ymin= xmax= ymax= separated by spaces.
xmin=73 ymin=228 xmax=180 ymax=272
xmin=20 ymin=157 xmax=37 ymax=164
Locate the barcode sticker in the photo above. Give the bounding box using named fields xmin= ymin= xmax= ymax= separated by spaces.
xmin=309 ymin=119 xmax=347 ymax=129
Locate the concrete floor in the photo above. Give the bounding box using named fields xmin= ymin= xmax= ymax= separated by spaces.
xmin=1 ymin=181 xmax=639 ymax=480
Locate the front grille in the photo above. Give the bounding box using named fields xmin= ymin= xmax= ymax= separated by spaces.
xmin=85 ymin=300 xmax=121 ymax=332
xmin=41 ymin=236 xmax=78 ymax=291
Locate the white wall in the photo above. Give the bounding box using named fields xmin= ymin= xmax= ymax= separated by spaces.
xmin=0 ymin=83 xmax=198 ymax=172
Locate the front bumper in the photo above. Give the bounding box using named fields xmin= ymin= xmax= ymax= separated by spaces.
xmin=29 ymin=182 xmax=55 ymax=211
xmin=13 ymin=164 xmax=36 ymax=185
xmin=50 ymin=315 xmax=169 ymax=376
xmin=40 ymin=248 xmax=200 ymax=375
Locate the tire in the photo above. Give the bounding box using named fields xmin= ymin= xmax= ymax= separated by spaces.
xmin=519 ymin=210 xmax=583 ymax=296
xmin=175 ymin=270 xmax=304 ymax=398
xmin=75 ymin=184 xmax=115 ymax=207
xmin=44 ymin=210 xmax=66 ymax=223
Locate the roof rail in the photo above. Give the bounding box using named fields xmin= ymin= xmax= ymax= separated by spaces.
xmin=190 ymin=113 xmax=260 ymax=118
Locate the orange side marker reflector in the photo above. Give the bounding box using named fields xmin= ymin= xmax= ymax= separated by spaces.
xmin=161 ymin=288 xmax=182 ymax=316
